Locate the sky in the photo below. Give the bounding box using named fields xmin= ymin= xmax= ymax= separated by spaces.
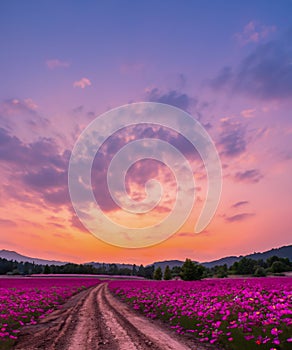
xmin=0 ymin=0 xmax=291 ymax=264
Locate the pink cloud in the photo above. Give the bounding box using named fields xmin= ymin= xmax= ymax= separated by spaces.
xmin=2 ymin=98 xmax=38 ymax=115
xmin=241 ymin=108 xmax=256 ymax=118
xmin=233 ymin=169 xmax=263 ymax=183
xmin=46 ymin=59 xmax=70 ymax=70
xmin=225 ymin=213 xmax=255 ymax=223
xmin=234 ymin=21 xmax=276 ymax=46
xmin=73 ymin=77 xmax=92 ymax=89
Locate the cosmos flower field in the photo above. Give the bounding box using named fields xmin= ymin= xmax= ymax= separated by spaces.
xmin=0 ymin=278 xmax=100 ymax=345
xmin=0 ymin=277 xmax=291 ymax=349
xmin=109 ymin=278 xmax=292 ymax=349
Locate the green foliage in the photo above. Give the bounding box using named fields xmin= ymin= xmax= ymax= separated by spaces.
xmin=0 ymin=253 xmax=290 ymax=278
xmin=230 ymin=257 xmax=257 ymax=275
xmin=154 ymin=266 xmax=163 ymax=280
xmin=253 ymin=266 xmax=266 ymax=277
xmin=144 ymin=265 xmax=155 ymax=279
xmin=271 ymin=260 xmax=288 ymax=273
xmin=215 ymin=264 xmax=228 ymax=278
xmin=181 ymin=258 xmax=204 ymax=280
xmin=229 ymin=255 xmax=292 ymax=277
xmin=137 ymin=264 xmax=145 ymax=277
xmin=171 ymin=265 xmax=182 ymax=277
xmin=43 ymin=264 xmax=51 ymax=274
xmin=108 ymin=263 xmax=118 ymax=275
xmin=163 ymin=265 xmax=172 ymax=280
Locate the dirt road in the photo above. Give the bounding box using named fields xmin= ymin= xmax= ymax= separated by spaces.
xmin=14 ymin=283 xmax=215 ymax=350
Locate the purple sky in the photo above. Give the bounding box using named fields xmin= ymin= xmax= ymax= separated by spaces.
xmin=0 ymin=1 xmax=291 ymax=263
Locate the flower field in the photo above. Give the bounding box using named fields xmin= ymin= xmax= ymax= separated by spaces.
xmin=109 ymin=278 xmax=292 ymax=349
xmin=0 ymin=277 xmax=100 ymax=347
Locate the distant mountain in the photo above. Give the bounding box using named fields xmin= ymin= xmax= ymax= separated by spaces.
xmin=151 ymin=246 xmax=292 ymax=271
xmin=202 ymin=245 xmax=292 ymax=268
xmin=152 ymin=260 xmax=191 ymax=271
xmin=0 ymin=249 xmax=67 ymax=266
xmin=1 ymin=245 xmax=291 ymax=270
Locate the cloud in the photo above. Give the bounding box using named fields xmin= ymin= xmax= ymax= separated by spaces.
xmin=88 ymin=122 xmax=202 ymax=213
xmin=1 ymin=98 xmax=38 ymax=115
xmin=218 ymin=119 xmax=247 ymax=157
xmin=210 ymin=31 xmax=292 ymax=100
xmin=43 ymin=188 xmax=71 ymax=206
xmin=0 ymin=127 xmax=23 ymax=163
xmin=72 ymin=105 xmax=84 ymax=114
xmin=225 ymin=212 xmax=255 ymax=223
xmin=70 ymin=214 xmax=89 ymax=233
xmin=176 ymin=232 xmax=195 ymax=237
xmin=210 ymin=66 xmax=233 ymax=90
xmin=23 ymin=167 xmax=67 ymax=189
xmin=0 ymin=219 xmax=17 ymax=227
xmin=234 ymin=169 xmax=263 ymax=183
xmin=234 ymin=21 xmax=276 ymax=46
xmin=73 ymin=78 xmax=92 ymax=89
xmin=146 ymin=88 xmax=196 ymax=112
xmin=46 ymin=59 xmax=70 ymax=70
xmin=0 ymin=99 xmax=50 ymax=139
xmin=241 ymin=108 xmax=256 ymax=119
xmin=232 ymin=201 xmax=249 ymax=208
xmin=0 ymin=127 xmax=71 ymax=206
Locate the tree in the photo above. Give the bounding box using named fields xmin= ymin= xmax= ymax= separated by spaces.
xmin=154 ymin=266 xmax=162 ymax=280
xmin=171 ymin=266 xmax=182 ymax=277
xmin=43 ymin=264 xmax=51 ymax=274
xmin=144 ymin=265 xmax=155 ymax=279
xmin=254 ymin=266 xmax=266 ymax=277
xmin=108 ymin=263 xmax=118 ymax=275
xmin=233 ymin=257 xmax=256 ymax=275
xmin=137 ymin=264 xmax=145 ymax=277
xmin=132 ymin=264 xmax=137 ymax=276
xmin=271 ymin=261 xmax=287 ymax=273
xmin=120 ymin=268 xmax=132 ymax=275
xmin=215 ymin=264 xmax=228 ymax=278
xmin=163 ymin=265 xmax=172 ymax=280
xmin=181 ymin=259 xmax=204 ymax=280
xmin=267 ymin=255 xmax=280 ymax=267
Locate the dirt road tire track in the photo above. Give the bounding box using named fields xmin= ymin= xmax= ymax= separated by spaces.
xmin=14 ymin=282 xmax=216 ymax=350
xmin=14 ymin=284 xmax=118 ymax=350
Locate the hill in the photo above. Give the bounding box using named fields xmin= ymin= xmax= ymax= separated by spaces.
xmin=0 ymin=249 xmax=67 ymax=266
xmin=0 ymin=245 xmax=291 ymax=270
xmin=202 ymin=245 xmax=292 ymax=268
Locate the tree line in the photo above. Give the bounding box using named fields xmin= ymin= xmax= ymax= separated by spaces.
xmin=153 ymin=255 xmax=292 ymax=280
xmin=0 ymin=255 xmax=291 ymax=280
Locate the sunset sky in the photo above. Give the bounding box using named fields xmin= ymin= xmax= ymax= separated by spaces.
xmin=0 ymin=1 xmax=291 ymax=264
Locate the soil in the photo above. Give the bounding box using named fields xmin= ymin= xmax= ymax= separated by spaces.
xmin=14 ymin=283 xmax=220 ymax=350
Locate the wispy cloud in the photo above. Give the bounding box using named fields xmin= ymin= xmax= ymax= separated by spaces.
xmin=73 ymin=77 xmax=92 ymax=89
xmin=0 ymin=98 xmax=49 ymax=138
xmin=218 ymin=119 xmax=247 ymax=157
xmin=2 ymin=98 xmax=38 ymax=115
xmin=225 ymin=212 xmax=255 ymax=223
xmin=0 ymin=127 xmax=70 ymax=206
xmin=0 ymin=219 xmax=17 ymax=227
xmin=234 ymin=21 xmax=276 ymax=46
xmin=234 ymin=169 xmax=263 ymax=183
xmin=210 ymin=30 xmax=292 ymax=100
xmin=241 ymin=108 xmax=256 ymax=119
xmin=146 ymin=88 xmax=196 ymax=112
xmin=46 ymin=59 xmax=70 ymax=70
xmin=232 ymin=201 xmax=249 ymax=208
